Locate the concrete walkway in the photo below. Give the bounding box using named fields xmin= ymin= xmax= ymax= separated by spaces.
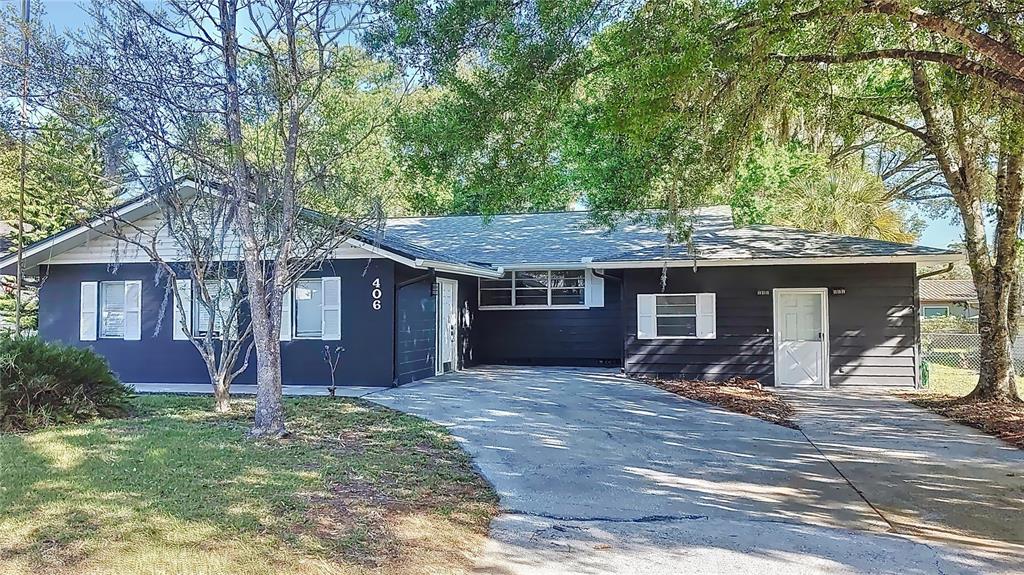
xmin=782 ymin=390 xmax=1024 ymax=547
xmin=370 ymin=366 xmax=1024 ymax=575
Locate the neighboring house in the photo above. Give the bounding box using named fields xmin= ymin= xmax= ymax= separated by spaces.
xmin=919 ymin=279 xmax=978 ymax=319
xmin=0 ymin=190 xmax=959 ymax=389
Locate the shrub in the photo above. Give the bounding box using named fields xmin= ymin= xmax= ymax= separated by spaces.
xmin=0 ymin=336 xmax=131 ymax=432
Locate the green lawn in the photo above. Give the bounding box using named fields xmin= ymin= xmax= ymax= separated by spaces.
xmin=0 ymin=395 xmax=497 ymax=575
xmin=923 ymin=363 xmax=979 ymax=397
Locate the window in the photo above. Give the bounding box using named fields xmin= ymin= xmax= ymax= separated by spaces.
xmin=922 ymin=305 xmax=950 ymax=318
xmin=194 ymin=280 xmax=225 ymax=336
xmin=479 ymin=270 xmax=586 ymax=308
xmin=637 ymin=293 xmax=716 ymax=339
xmin=100 ymin=281 xmax=126 ymax=338
xmin=294 ymin=279 xmax=325 ymax=338
xmin=655 ymin=294 xmax=698 ymax=337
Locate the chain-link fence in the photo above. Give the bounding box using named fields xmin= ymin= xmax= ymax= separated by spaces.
xmin=920 ymin=332 xmax=1024 ymax=391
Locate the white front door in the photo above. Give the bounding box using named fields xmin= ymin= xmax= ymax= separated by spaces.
xmin=774 ymin=289 xmax=828 ymax=388
xmin=436 ymin=279 xmax=458 ymax=375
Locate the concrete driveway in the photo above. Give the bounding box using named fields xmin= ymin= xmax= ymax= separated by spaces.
xmin=369 ymin=366 xmax=1024 ymax=574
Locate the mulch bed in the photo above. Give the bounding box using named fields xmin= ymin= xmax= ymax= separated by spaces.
xmin=902 ymin=394 xmax=1024 ymax=450
xmin=640 ymin=376 xmax=799 ymax=429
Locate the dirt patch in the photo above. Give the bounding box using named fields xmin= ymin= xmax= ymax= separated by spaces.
xmin=639 ymin=376 xmax=798 ymax=428
xmin=901 ymin=394 xmax=1024 ymax=450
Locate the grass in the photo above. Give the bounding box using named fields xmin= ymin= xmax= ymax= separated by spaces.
xmin=0 ymin=395 xmax=498 ymax=575
xmin=923 ymin=363 xmax=980 ymax=396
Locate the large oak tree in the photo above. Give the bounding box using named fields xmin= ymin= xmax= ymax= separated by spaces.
xmin=373 ymin=0 xmax=1024 ymax=400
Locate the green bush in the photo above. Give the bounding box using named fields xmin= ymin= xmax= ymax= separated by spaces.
xmin=0 ymin=336 xmax=131 ymax=431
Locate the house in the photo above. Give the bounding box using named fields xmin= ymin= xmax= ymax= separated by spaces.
xmin=919 ymin=279 xmax=978 ymax=319
xmin=0 ymin=191 xmax=960 ymax=390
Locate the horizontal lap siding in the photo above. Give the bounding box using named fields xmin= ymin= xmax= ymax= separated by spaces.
xmin=394 ymin=266 xmax=436 ymax=385
xmin=467 ymin=275 xmax=623 ymax=367
xmin=623 ymin=264 xmax=918 ymax=387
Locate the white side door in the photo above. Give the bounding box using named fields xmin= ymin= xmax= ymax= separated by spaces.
xmin=774 ymin=289 xmax=827 ymax=388
xmin=436 ymin=279 xmax=458 ymax=375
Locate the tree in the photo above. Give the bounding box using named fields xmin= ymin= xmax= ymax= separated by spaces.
xmin=373 ymin=0 xmax=1023 ymax=401
xmin=67 ymin=0 xmax=396 ymax=432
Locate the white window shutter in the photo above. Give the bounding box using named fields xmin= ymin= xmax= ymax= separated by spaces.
xmin=80 ymin=282 xmax=98 ymax=341
xmin=696 ymin=293 xmax=717 ymax=339
xmin=637 ymin=294 xmax=656 ymax=340
xmin=173 ymin=279 xmax=192 ymax=341
xmin=279 ymin=287 xmax=292 ymax=341
xmin=124 ymin=280 xmax=142 ymax=340
xmin=223 ymin=279 xmax=239 ymax=340
xmin=585 ymin=269 xmax=605 ymax=308
xmin=322 ymin=277 xmax=342 ymax=341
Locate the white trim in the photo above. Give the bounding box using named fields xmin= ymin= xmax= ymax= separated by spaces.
xmin=123 ymin=280 xmax=142 ymax=341
xmin=79 ymin=281 xmax=98 ymax=341
xmin=435 ymin=277 xmax=459 ymax=376
xmin=638 ymin=293 xmax=716 ymax=340
xmin=343 ymin=237 xmax=504 ymax=279
xmin=773 ymin=288 xmax=830 ymax=389
xmin=591 ymin=254 xmax=961 ymax=269
xmin=280 ymin=287 xmax=293 ymax=341
xmin=173 ymin=279 xmax=193 ymax=340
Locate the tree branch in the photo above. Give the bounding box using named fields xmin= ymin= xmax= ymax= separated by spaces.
xmin=772 ymin=49 xmax=1024 ymax=97
xmin=859 ymin=0 xmax=1024 ymax=80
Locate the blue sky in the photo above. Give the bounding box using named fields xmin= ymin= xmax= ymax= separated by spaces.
xmin=23 ymin=1 xmax=965 ymax=249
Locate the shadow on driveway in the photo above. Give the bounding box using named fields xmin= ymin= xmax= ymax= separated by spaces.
xmin=370 ymin=366 xmax=1024 ymax=574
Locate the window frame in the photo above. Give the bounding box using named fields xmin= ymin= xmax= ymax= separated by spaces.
xmin=921 ymin=305 xmax=951 ymax=318
xmin=293 ymin=278 xmax=326 ymax=340
xmin=99 ymin=280 xmax=126 ymax=339
xmin=652 ymin=293 xmax=700 ymax=339
xmin=478 ymin=269 xmax=587 ymax=310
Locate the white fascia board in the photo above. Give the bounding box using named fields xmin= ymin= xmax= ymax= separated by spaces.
xmin=0 ymin=193 xmax=164 ymax=273
xmin=589 ymin=253 xmax=963 ymax=268
xmin=344 ymin=237 xmax=503 ymax=278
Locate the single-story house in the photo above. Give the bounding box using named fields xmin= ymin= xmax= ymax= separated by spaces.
xmin=0 ymin=192 xmax=960 ymax=390
xmin=919 ymin=279 xmax=978 ymax=319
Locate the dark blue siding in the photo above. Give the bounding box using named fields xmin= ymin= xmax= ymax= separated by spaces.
xmin=394 ymin=267 xmax=436 ymax=384
xmin=460 ymin=274 xmax=623 ymax=367
xmin=37 ymin=259 xmax=397 ymax=387
xmin=622 ymin=264 xmax=919 ymax=387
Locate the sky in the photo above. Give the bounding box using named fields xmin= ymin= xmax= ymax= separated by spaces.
xmin=17 ymin=1 xmax=966 ymax=249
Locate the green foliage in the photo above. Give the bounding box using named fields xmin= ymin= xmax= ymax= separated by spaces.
xmin=0 ymin=336 xmax=131 ymax=431
xmin=921 ymin=316 xmax=980 ymax=334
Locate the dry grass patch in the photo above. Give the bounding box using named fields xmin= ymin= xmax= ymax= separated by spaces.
xmin=0 ymin=395 xmax=498 ymax=575
xmin=638 ymin=377 xmax=798 ymax=428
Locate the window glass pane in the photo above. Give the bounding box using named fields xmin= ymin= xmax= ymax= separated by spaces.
xmin=922 ymin=306 xmax=949 ymax=318
xmin=515 ymin=271 xmax=549 ymax=288
xmin=295 ymin=279 xmax=323 ymax=338
xmin=480 ymin=290 xmax=512 ymax=306
xmin=514 ymin=289 xmax=547 ymax=306
xmin=550 ymin=270 xmax=585 ymax=288
xmin=657 ymin=316 xmax=696 ymax=337
xmin=551 ymin=288 xmax=584 ymax=305
xmin=100 ymin=282 xmax=125 ymax=338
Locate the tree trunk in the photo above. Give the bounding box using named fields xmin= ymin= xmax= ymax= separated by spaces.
xmin=213 ymin=372 xmax=231 ymax=414
xmin=972 ymin=297 xmax=1020 ymax=401
xmin=251 ymin=340 xmax=286 ymax=436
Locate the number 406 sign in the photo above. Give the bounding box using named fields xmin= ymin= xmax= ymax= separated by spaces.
xmin=371 ymin=278 xmax=382 ymax=310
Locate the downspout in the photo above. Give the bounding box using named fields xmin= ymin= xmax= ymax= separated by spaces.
xmin=916 ymin=262 xmax=954 ymax=280
xmin=392 ymin=269 xmax=436 ymax=387
xmin=589 ymin=267 xmax=626 ymax=373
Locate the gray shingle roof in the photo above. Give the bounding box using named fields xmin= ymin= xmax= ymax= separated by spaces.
xmin=920 ymin=279 xmax=977 ymax=302
xmin=382 ymin=206 xmax=958 ymax=266
xmin=0 ymin=222 xmax=14 ymax=254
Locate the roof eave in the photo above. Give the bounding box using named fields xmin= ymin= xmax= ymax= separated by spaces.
xmin=588 ymin=253 xmax=963 ymax=269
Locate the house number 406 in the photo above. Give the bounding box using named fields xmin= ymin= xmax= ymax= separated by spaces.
xmin=371 ymin=278 xmax=382 ymax=310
